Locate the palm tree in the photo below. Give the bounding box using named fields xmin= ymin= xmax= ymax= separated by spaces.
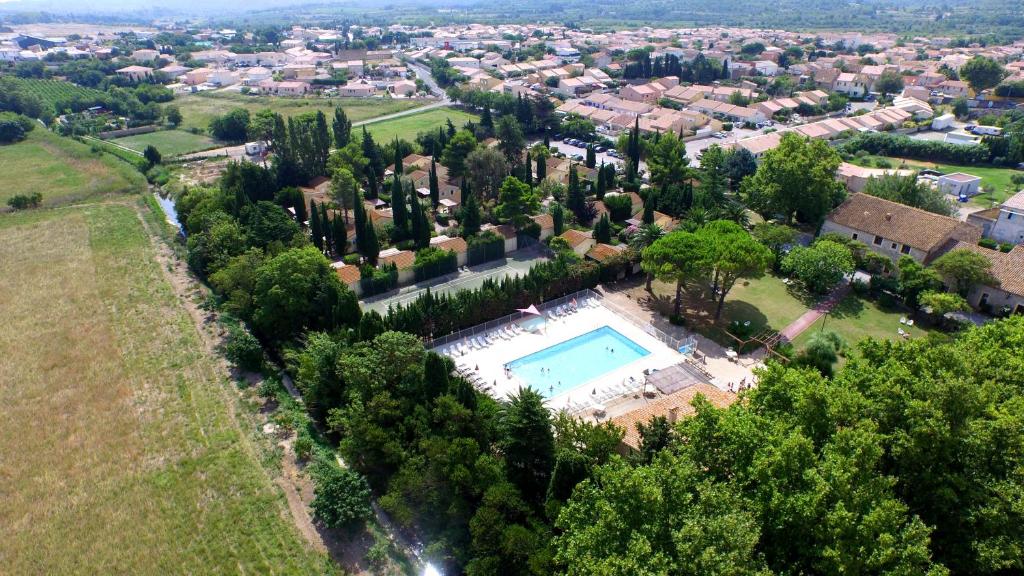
xmin=630 ymin=223 xmax=665 ymax=291
xmin=718 ymin=200 xmax=751 ymax=228
xmin=685 ymin=206 xmax=712 ymax=229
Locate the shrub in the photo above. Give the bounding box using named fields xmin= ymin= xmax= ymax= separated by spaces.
xmin=413 ymin=246 xmax=458 ymax=282
xmin=310 ymin=459 xmax=372 ymax=530
xmin=999 ymin=242 xmax=1013 ymax=253
xmin=293 ymin=431 xmax=314 ymax=461
xmin=603 ymin=194 xmax=633 ymax=222
xmin=874 ymin=158 xmax=893 ymax=169
xmin=979 ymin=238 xmax=998 ymax=250
xmin=224 ymin=325 xmax=263 ymax=371
xmin=7 ymin=192 xmax=43 ymax=210
xmin=722 ymin=122 xmax=733 ymax=131
xmin=467 ymin=230 xmax=505 ymax=265
xmin=0 ymin=112 xmax=34 ymax=143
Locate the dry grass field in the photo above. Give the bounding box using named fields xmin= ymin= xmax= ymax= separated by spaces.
xmin=0 ymin=204 xmax=335 ymax=574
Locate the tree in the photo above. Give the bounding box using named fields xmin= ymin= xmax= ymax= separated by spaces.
xmin=390 ymin=175 xmax=408 ymax=238
xmin=566 ymin=165 xmax=593 ymax=225
xmin=918 ymin=290 xmax=969 ymax=316
xmin=874 ymin=69 xmax=905 ymax=98
xmin=896 ymin=256 xmax=943 ymax=309
xmin=630 ymin=223 xmax=665 ymax=290
xmin=496 ymin=115 xmax=525 ymax=167
xmin=441 ymin=129 xmax=477 ymax=180
xmin=782 ymin=239 xmax=854 ymax=294
xmin=646 ymin=130 xmax=690 ymax=191
xmin=361 ymin=127 xmax=385 ymax=195
xmin=209 ymin=107 xmax=251 ymax=142
xmin=143 ymin=144 xmax=161 ymax=167
xmin=536 ymin=150 xmax=547 ymax=181
xmin=428 ymin=156 xmax=440 ymax=208
xmin=165 ymin=105 xmax=182 ymax=127
xmin=642 ymin=230 xmax=709 ymax=316
xmin=959 ymin=56 xmax=1006 ymax=94
xmin=593 ymin=213 xmax=612 ymax=244
xmin=465 ymin=147 xmax=509 ymax=200
xmin=742 ymin=133 xmax=845 ymax=225
xmin=930 ymin=249 xmax=997 ymax=296
xmin=309 ymin=200 xmax=324 ymax=250
xmin=332 ymin=106 xmax=352 ymax=148
xmin=310 ymin=460 xmax=372 ymax=530
xmin=751 ymin=222 xmax=797 ymax=272
xmin=461 ymin=190 xmax=481 ymax=237
xmin=551 ymin=203 xmax=565 ymax=236
xmin=697 ymin=144 xmax=728 ymax=206
xmin=795 ymin=330 xmax=845 ymax=377
xmin=701 ymin=221 xmax=773 ymax=319
xmin=501 ymin=387 xmax=554 ymax=505
xmin=496 ymin=176 xmax=540 ymax=228
xmin=725 ymin=147 xmax=757 ymax=191
xmin=863 ymin=173 xmax=955 ymax=216
xmin=362 ymin=219 xmax=380 ymax=265
xmin=585 ymin=144 xmax=596 ymax=169
xmin=410 ymin=197 xmax=430 ymax=249
xmin=330 ymin=167 xmax=358 ymax=225
xmin=952 ymin=97 xmax=969 ymax=119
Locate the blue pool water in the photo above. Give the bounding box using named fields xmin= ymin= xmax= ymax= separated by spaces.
xmin=507 ymin=326 xmax=650 ymax=397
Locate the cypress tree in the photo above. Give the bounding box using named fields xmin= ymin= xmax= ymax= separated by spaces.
xmin=551 ymin=203 xmax=565 ymax=236
xmin=642 ymin=190 xmax=656 ymax=224
xmin=462 ymin=189 xmax=481 ymax=237
xmin=363 ymin=219 xmax=380 ymax=265
xmin=310 ymin=200 xmax=324 ymax=251
xmin=414 ymin=199 xmax=430 ymax=249
xmin=523 ymin=149 xmax=532 ymax=186
xmin=320 ymin=202 xmax=333 ymax=251
xmin=353 ymin=193 xmax=367 ymax=254
xmin=604 ymin=162 xmax=617 ymax=190
xmin=428 ymin=156 xmax=440 ymax=208
xmin=543 ymin=133 xmax=550 ymax=148
xmin=595 ymin=213 xmax=611 ymax=243
xmin=480 ymin=106 xmax=493 ymax=134
xmin=390 ymin=175 xmax=408 ymax=236
xmin=332 ymin=214 xmax=347 ymax=255
xmin=393 ymin=138 xmax=403 ymax=176
xmin=536 ymin=152 xmax=546 ymax=181
xmin=314 ymin=110 xmax=331 ymax=176
xmin=332 ymin=106 xmax=351 ymax=148
xmin=294 ymin=190 xmax=307 ymax=223
xmin=596 ymin=160 xmax=607 ymax=198
xmin=586 ymin=144 xmax=596 ymax=168
xmin=361 ymin=127 xmax=383 ymax=191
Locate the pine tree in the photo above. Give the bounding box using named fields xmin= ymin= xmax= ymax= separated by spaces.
xmin=390 ymin=175 xmax=408 ymax=238
xmin=428 ymin=156 xmax=440 ymax=208
xmin=310 ymin=200 xmax=324 ymax=251
xmin=332 ymin=107 xmax=351 ymax=148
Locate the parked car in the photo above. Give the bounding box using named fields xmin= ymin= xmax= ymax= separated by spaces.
xmin=595 ymin=146 xmax=606 ymax=152
xmin=571 ymin=154 xmax=584 ymax=161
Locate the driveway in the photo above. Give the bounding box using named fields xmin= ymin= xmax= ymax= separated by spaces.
xmin=361 ymin=244 xmax=549 ymax=314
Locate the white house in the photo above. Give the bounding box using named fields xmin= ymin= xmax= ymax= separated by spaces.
xmin=989 ymin=191 xmax=1024 ymax=245
xmin=936 ymin=172 xmax=982 ymax=198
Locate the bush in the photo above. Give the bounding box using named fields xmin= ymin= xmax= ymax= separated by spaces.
xmin=979 ymin=238 xmax=998 ymax=250
xmin=359 ymin=262 xmax=399 ymax=297
xmin=842 ymin=132 xmax=990 ymax=165
xmin=874 ymin=158 xmax=892 ymax=169
xmin=413 ymin=246 xmax=458 ymax=282
xmin=852 ymin=278 xmax=870 ymax=296
xmin=310 ymin=459 xmax=372 ymax=530
xmin=999 ymin=242 xmax=1013 ymax=253
xmin=467 ymin=231 xmax=505 ymax=266
xmin=603 ymin=194 xmax=633 ymax=222
xmin=293 ymin=431 xmax=314 ymax=461
xmin=722 ymin=122 xmax=733 ymax=131
xmin=7 ymin=192 xmax=43 ymax=210
xmin=0 ymin=112 xmax=35 ymax=143
xmin=224 ymin=325 xmax=264 ymax=371
xmin=342 ymin=253 xmax=361 ymax=265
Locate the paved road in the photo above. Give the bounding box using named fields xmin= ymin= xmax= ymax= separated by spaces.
xmin=406 ymin=60 xmax=447 ymax=98
xmin=361 ymin=245 xmax=550 ymax=314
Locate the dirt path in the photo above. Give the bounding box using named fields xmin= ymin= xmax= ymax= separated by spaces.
xmin=132 ymin=199 xmax=332 ymax=556
xmin=779 ymin=282 xmax=850 ymax=342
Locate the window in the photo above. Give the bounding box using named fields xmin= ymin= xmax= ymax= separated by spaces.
xmin=900 ymin=244 xmax=911 ymax=254
xmin=891 ymin=242 xmax=898 ymax=249
xmin=873 ymin=235 xmax=883 ymax=246
xmin=851 ymin=233 xmax=859 ymax=240
xmin=1008 ymin=213 xmax=1015 ymax=220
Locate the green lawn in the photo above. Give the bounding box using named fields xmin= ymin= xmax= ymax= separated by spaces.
xmin=849 ymin=154 xmax=1021 ymax=205
xmin=173 ymin=91 xmax=429 ymax=132
xmin=791 ymin=294 xmax=935 ymax=355
xmin=0 ymin=130 xmax=145 ymax=207
xmin=0 ymin=204 xmax=334 ymax=574
xmin=111 ymin=129 xmax=219 ymax=157
xmin=364 ymin=106 xmax=479 ymax=143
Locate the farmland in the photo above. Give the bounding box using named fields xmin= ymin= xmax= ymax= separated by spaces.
xmin=4 ymin=77 xmax=108 ymax=111
xmin=0 ymin=129 xmax=145 ymax=207
xmin=172 ymin=91 xmax=429 ymax=132
xmin=364 ymin=105 xmax=479 ymax=143
xmin=0 ymin=203 xmax=334 ymax=574
xmin=111 ymin=129 xmax=220 ymax=157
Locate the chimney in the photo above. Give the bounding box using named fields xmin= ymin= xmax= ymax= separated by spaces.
xmin=668 ymin=407 xmax=679 ymax=424
xmin=885 ymin=212 xmax=893 ymax=221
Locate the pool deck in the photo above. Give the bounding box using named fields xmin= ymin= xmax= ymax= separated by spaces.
xmin=436 ymin=302 xmax=685 ymax=412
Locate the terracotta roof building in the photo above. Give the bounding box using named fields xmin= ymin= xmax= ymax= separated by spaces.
xmin=611 ymin=381 xmax=734 ymax=451
xmin=821 ymin=193 xmax=981 ymax=263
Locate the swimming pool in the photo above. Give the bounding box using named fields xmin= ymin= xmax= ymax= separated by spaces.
xmin=507 ymin=326 xmax=650 ymax=397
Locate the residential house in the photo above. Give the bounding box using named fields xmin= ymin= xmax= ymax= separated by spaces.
xmin=116 ymin=65 xmax=153 ymax=82
xmin=557 ymin=229 xmax=595 ymax=256
xmin=430 ymin=235 xmax=469 ymax=267
xmin=979 ymin=191 xmax=1024 ymax=245
xmin=378 ymin=248 xmax=416 ymax=284
xmin=333 ymin=262 xmax=363 ymax=297
xmin=833 ymin=72 xmax=867 ymax=97
xmin=836 ymin=162 xmax=915 ymax=193
xmin=821 ymin=193 xmax=981 ymax=263
xmin=131 ymin=48 xmax=160 ymax=62
xmin=531 ymin=214 xmax=555 ymax=240
xmin=610 ymin=379 xmax=733 ymax=453
xmin=942 ymin=242 xmax=1024 ymax=314
xmin=338 ymin=80 xmax=377 ymax=97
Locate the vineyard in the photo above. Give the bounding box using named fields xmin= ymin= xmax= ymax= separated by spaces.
xmin=5 ymin=78 xmax=108 ymax=112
